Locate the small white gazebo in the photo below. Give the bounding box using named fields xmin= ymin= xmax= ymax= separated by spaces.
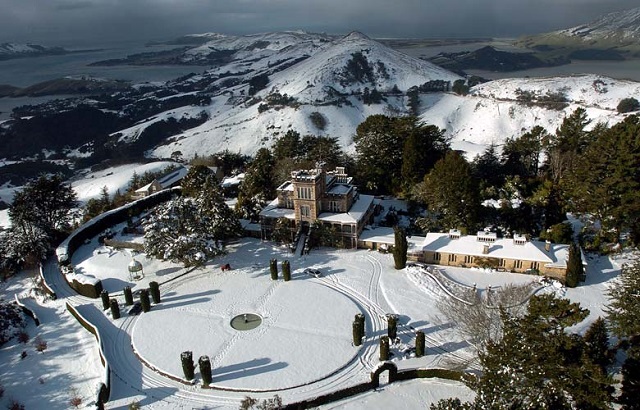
xmin=128 ymin=259 xmax=144 ymax=281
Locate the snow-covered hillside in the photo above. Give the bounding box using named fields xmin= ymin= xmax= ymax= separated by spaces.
xmin=0 ymin=43 xmax=66 ymax=58
xmin=71 ymin=161 xmax=179 ymax=204
xmin=183 ymin=30 xmax=334 ymax=63
xmin=150 ymin=71 xmax=637 ymax=160
xmin=557 ymin=7 xmax=640 ymax=42
xmin=422 ymin=74 xmax=638 ymax=157
xmin=126 ymin=32 xmax=462 ymax=158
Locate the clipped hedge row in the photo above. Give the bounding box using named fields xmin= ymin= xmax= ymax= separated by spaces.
xmin=284 ymin=368 xmax=471 ymax=409
xmin=65 ymin=302 xmax=111 ymax=406
xmin=283 ymin=382 xmax=375 ymax=409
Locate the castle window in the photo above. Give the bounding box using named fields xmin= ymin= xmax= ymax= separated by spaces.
xmin=330 ymin=201 xmax=340 ymax=212
xmin=448 ymin=254 xmax=457 ymax=263
xmin=434 ymin=253 xmax=441 ymax=262
xmin=297 ymin=187 xmax=312 ymax=200
xmin=514 ymin=260 xmax=523 ymax=269
xmin=464 ymin=255 xmax=473 ymax=264
xmin=531 ymin=261 xmax=539 ymax=270
xmin=300 ymin=205 xmax=311 ymax=218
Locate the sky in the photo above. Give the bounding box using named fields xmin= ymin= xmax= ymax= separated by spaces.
xmin=1 ymin=0 xmax=639 ymax=46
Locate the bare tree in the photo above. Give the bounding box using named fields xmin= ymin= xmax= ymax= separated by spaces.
xmin=437 ymin=283 xmax=534 ymax=356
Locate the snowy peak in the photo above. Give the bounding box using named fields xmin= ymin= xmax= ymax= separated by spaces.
xmin=342 ymin=31 xmax=371 ymax=41
xmin=264 ymin=31 xmax=460 ymax=102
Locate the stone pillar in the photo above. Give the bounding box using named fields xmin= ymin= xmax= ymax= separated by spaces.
xmin=149 ymin=281 xmax=161 ymax=304
xmin=380 ymin=336 xmax=390 ymax=361
xmin=181 ymin=351 xmax=194 ymax=380
xmin=282 ymin=260 xmax=291 ymax=281
xmin=123 ymin=286 xmax=133 ymax=306
xmin=100 ymin=290 xmax=110 ymax=310
xmin=109 ymin=299 xmax=120 ymax=319
xmin=199 ymin=356 xmax=212 ymax=386
xmin=415 ymin=331 xmax=425 ymax=357
xmin=140 ymin=289 xmax=151 ymax=313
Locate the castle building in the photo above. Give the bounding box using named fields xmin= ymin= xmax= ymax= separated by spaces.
xmin=259 ymin=165 xmax=375 ymax=248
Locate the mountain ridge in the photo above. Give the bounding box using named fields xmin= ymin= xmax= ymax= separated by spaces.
xmin=517 ymin=6 xmax=640 ymax=57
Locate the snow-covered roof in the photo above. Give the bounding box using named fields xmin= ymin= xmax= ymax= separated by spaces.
xmin=358 ymin=226 xmax=424 ymax=249
xmin=259 ymin=198 xmax=296 ymax=220
xmin=318 ymin=194 xmax=374 ymax=224
xmin=157 ymin=166 xmax=189 ymax=188
xmin=134 ymin=180 xmax=159 ymax=193
xmin=277 ymin=181 xmax=294 ymax=192
xmin=327 ymin=183 xmax=352 ymax=195
xmin=421 ymin=233 xmax=569 ymax=267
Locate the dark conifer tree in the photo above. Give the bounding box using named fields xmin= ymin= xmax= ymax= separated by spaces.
xmin=565 ymin=242 xmax=583 ymax=288
xmin=392 ymin=226 xmax=407 ymax=270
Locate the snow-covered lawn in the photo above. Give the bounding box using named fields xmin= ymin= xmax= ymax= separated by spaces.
xmin=2 ymin=237 xmax=632 ymax=409
xmin=71 ymin=228 xmax=187 ymax=294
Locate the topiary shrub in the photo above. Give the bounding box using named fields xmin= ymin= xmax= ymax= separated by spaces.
xmin=199 ymin=356 xmax=212 ymax=386
xmin=353 ymin=321 xmax=362 ymax=346
xmin=387 ymin=314 xmax=398 ymax=340
xmin=380 ymin=336 xmax=390 ymax=361
xmin=181 ymin=351 xmax=195 ymax=380
xmin=149 ymin=281 xmax=161 ymax=304
xmin=270 ymin=259 xmax=278 ymax=280
xmin=415 ymin=331 xmax=425 ymax=357
xmin=109 ymin=299 xmax=121 ymax=319
xmin=140 ymin=289 xmax=151 ymax=313
xmin=123 ymin=286 xmax=133 ymax=306
xmin=100 ymin=290 xmax=110 ymax=310
xmin=355 ymin=313 xmax=365 ymax=338
xmin=282 ymin=260 xmax=291 ymax=281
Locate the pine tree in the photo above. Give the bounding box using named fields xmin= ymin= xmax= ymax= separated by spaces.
xmin=401 ymin=123 xmax=449 ymax=191
xmin=565 ymin=115 xmax=640 ymax=244
xmin=143 ymin=180 xmax=240 ymax=267
xmin=606 ymin=259 xmax=640 ymax=341
xmin=619 ymin=342 xmax=640 ymax=410
xmin=546 ymin=108 xmax=592 ymax=183
xmin=354 ymin=115 xmax=417 ymax=195
xmin=270 ymin=217 xmax=292 ymax=244
xmin=181 ymin=165 xmax=216 ymax=197
xmin=413 ymin=151 xmax=480 ymax=230
xmin=472 ymin=143 xmax=504 ymax=192
xmin=584 ymin=317 xmax=612 ymax=374
xmin=392 ymin=226 xmax=407 ymax=270
xmin=272 ymin=130 xmax=302 ymax=161
xmin=462 ymin=295 xmax=610 ymax=409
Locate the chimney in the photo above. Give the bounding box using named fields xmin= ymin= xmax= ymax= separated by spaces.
xmin=545 ymin=240 xmax=551 ymax=252
xmin=482 ymin=244 xmax=490 ymax=254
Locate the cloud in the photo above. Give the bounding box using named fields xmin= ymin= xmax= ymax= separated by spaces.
xmin=0 ymin=0 xmax=638 ymax=45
